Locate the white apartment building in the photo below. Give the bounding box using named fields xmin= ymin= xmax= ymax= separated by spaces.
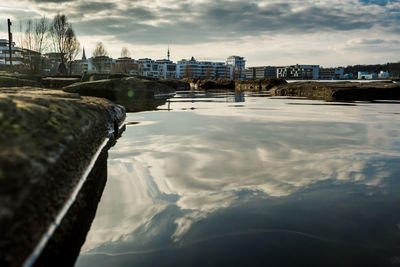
xmin=154 ymin=59 xmax=177 ymax=79
xmin=0 ymin=39 xmax=25 ymax=66
xmin=137 ymin=58 xmax=157 ymax=77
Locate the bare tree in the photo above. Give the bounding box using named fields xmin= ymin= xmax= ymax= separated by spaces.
xmin=184 ymin=64 xmax=194 ymax=78
xmin=92 ymin=42 xmax=108 ymax=72
xmin=93 ymin=42 xmax=108 ymax=57
xmin=24 ymin=19 xmax=34 ymax=50
xmin=17 ymin=18 xmax=24 ymax=49
xmin=24 ymin=19 xmax=34 ymax=71
xmin=205 ymin=66 xmax=213 ymax=80
xmin=34 ymin=16 xmax=49 ymax=54
xmin=65 ymin=27 xmax=80 ymax=74
xmin=33 ymin=16 xmax=49 ymax=72
xmin=50 ymin=13 xmax=71 ymax=74
xmin=120 ymin=47 xmax=130 ymax=58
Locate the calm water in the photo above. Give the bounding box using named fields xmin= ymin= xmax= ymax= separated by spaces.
xmin=76 ymin=92 xmax=400 ymax=267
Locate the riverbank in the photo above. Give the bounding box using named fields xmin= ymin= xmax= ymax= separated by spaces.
xmin=0 ymin=87 xmax=125 ymax=266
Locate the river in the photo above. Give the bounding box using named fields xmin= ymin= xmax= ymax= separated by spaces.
xmin=75 ymin=91 xmax=400 ymax=267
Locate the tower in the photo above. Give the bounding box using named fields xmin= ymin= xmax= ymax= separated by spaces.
xmin=82 ymin=47 xmax=86 ymax=60
xmin=167 ymin=45 xmax=170 ymax=61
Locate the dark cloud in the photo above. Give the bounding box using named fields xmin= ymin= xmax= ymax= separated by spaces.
xmin=74 ymin=2 xmax=117 ymax=13
xmin=120 ymin=7 xmax=156 ymax=21
xmin=360 ymin=39 xmax=386 ymax=45
xmin=43 ymin=0 xmax=400 ymax=46
xmin=359 ymin=0 xmax=389 ymax=6
xmin=32 ymin=0 xmax=74 ymax=2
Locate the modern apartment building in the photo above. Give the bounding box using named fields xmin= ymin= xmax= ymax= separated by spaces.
xmin=0 ymin=39 xmax=27 ymax=66
xmin=226 ymin=56 xmax=246 ymax=80
xmin=277 ymin=65 xmax=319 ymax=80
xmin=154 ymin=59 xmax=177 ymax=79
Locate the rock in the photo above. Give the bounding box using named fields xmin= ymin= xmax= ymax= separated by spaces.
xmin=63 ymin=77 xmax=176 ymax=112
xmin=158 ymin=79 xmax=190 ymax=90
xmin=42 ymin=77 xmax=81 ymax=89
xmin=270 ymin=81 xmax=400 ymax=101
xmin=0 ymin=87 xmax=125 ymax=267
xmin=215 ymin=78 xmax=236 ymax=89
xmin=180 ymin=78 xmax=235 ymax=90
xmin=181 ymin=78 xmax=198 ymax=89
xmin=0 ymin=76 xmax=41 ymax=87
xmin=196 ymin=80 xmax=219 ymax=89
xmin=235 ymin=78 xmax=287 ymax=91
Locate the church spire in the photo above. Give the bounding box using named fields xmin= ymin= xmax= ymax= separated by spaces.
xmin=167 ymin=45 xmax=170 ymax=61
xmin=82 ymin=47 xmax=86 ymax=60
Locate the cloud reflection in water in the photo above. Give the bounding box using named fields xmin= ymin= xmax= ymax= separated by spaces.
xmin=77 ymin=97 xmax=400 ymax=266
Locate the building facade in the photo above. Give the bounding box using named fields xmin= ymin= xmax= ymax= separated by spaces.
xmin=70 ymin=59 xmax=88 ymax=75
xmin=358 ymin=71 xmax=378 ymax=79
xmin=88 ymin=56 xmax=114 ymax=73
xmin=245 ymin=66 xmax=278 ymax=79
xmin=226 ymin=56 xmax=246 ymax=80
xmin=277 ymin=65 xmax=320 ymax=80
xmin=0 ymin=39 xmax=30 ymax=67
xmin=318 ymin=67 xmax=344 ymax=80
xmin=177 ymin=57 xmax=232 ymax=79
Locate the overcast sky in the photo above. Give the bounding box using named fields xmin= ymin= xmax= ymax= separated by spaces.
xmin=0 ymin=0 xmax=399 ymax=67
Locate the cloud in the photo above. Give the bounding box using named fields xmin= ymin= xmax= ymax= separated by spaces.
xmin=2 ymin=0 xmax=400 ymax=65
xmin=65 ymin=0 xmax=399 ymax=49
xmin=78 ymin=103 xmax=400 ymax=252
xmin=359 ymin=0 xmax=389 ymax=6
xmin=73 ymin=1 xmax=118 ymax=13
xmin=31 ymin=0 xmax=73 ymax=2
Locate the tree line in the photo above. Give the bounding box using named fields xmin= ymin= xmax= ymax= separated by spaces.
xmin=17 ymin=14 xmax=80 ymax=74
xmin=344 ymin=62 xmax=400 ymax=77
xmin=16 ymin=14 xmax=134 ymax=75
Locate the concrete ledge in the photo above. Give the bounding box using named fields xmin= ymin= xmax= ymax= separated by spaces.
xmin=0 ymin=87 xmax=125 ymax=267
xmin=42 ymin=77 xmax=81 ymax=89
xmin=0 ymin=76 xmax=41 ymax=88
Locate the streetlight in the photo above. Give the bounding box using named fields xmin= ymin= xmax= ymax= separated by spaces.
xmin=7 ymin=19 xmax=12 ymax=67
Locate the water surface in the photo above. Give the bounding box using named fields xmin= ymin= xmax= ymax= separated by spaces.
xmin=76 ymin=92 xmax=400 ymax=267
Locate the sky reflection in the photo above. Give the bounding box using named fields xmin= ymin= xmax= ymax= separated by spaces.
xmin=76 ymin=94 xmax=400 ymax=267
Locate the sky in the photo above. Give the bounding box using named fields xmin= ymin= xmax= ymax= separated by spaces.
xmin=0 ymin=0 xmax=399 ymax=67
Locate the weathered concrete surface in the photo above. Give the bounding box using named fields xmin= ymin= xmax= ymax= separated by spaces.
xmin=42 ymin=77 xmax=81 ymax=89
xmin=235 ymin=78 xmax=287 ymax=91
xmin=0 ymin=87 xmax=125 ymax=267
xmin=270 ymin=81 xmax=400 ymax=101
xmin=0 ymin=76 xmax=41 ymax=87
xmin=34 ymin=144 xmax=109 ymax=267
xmin=63 ymin=77 xmax=175 ymax=112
